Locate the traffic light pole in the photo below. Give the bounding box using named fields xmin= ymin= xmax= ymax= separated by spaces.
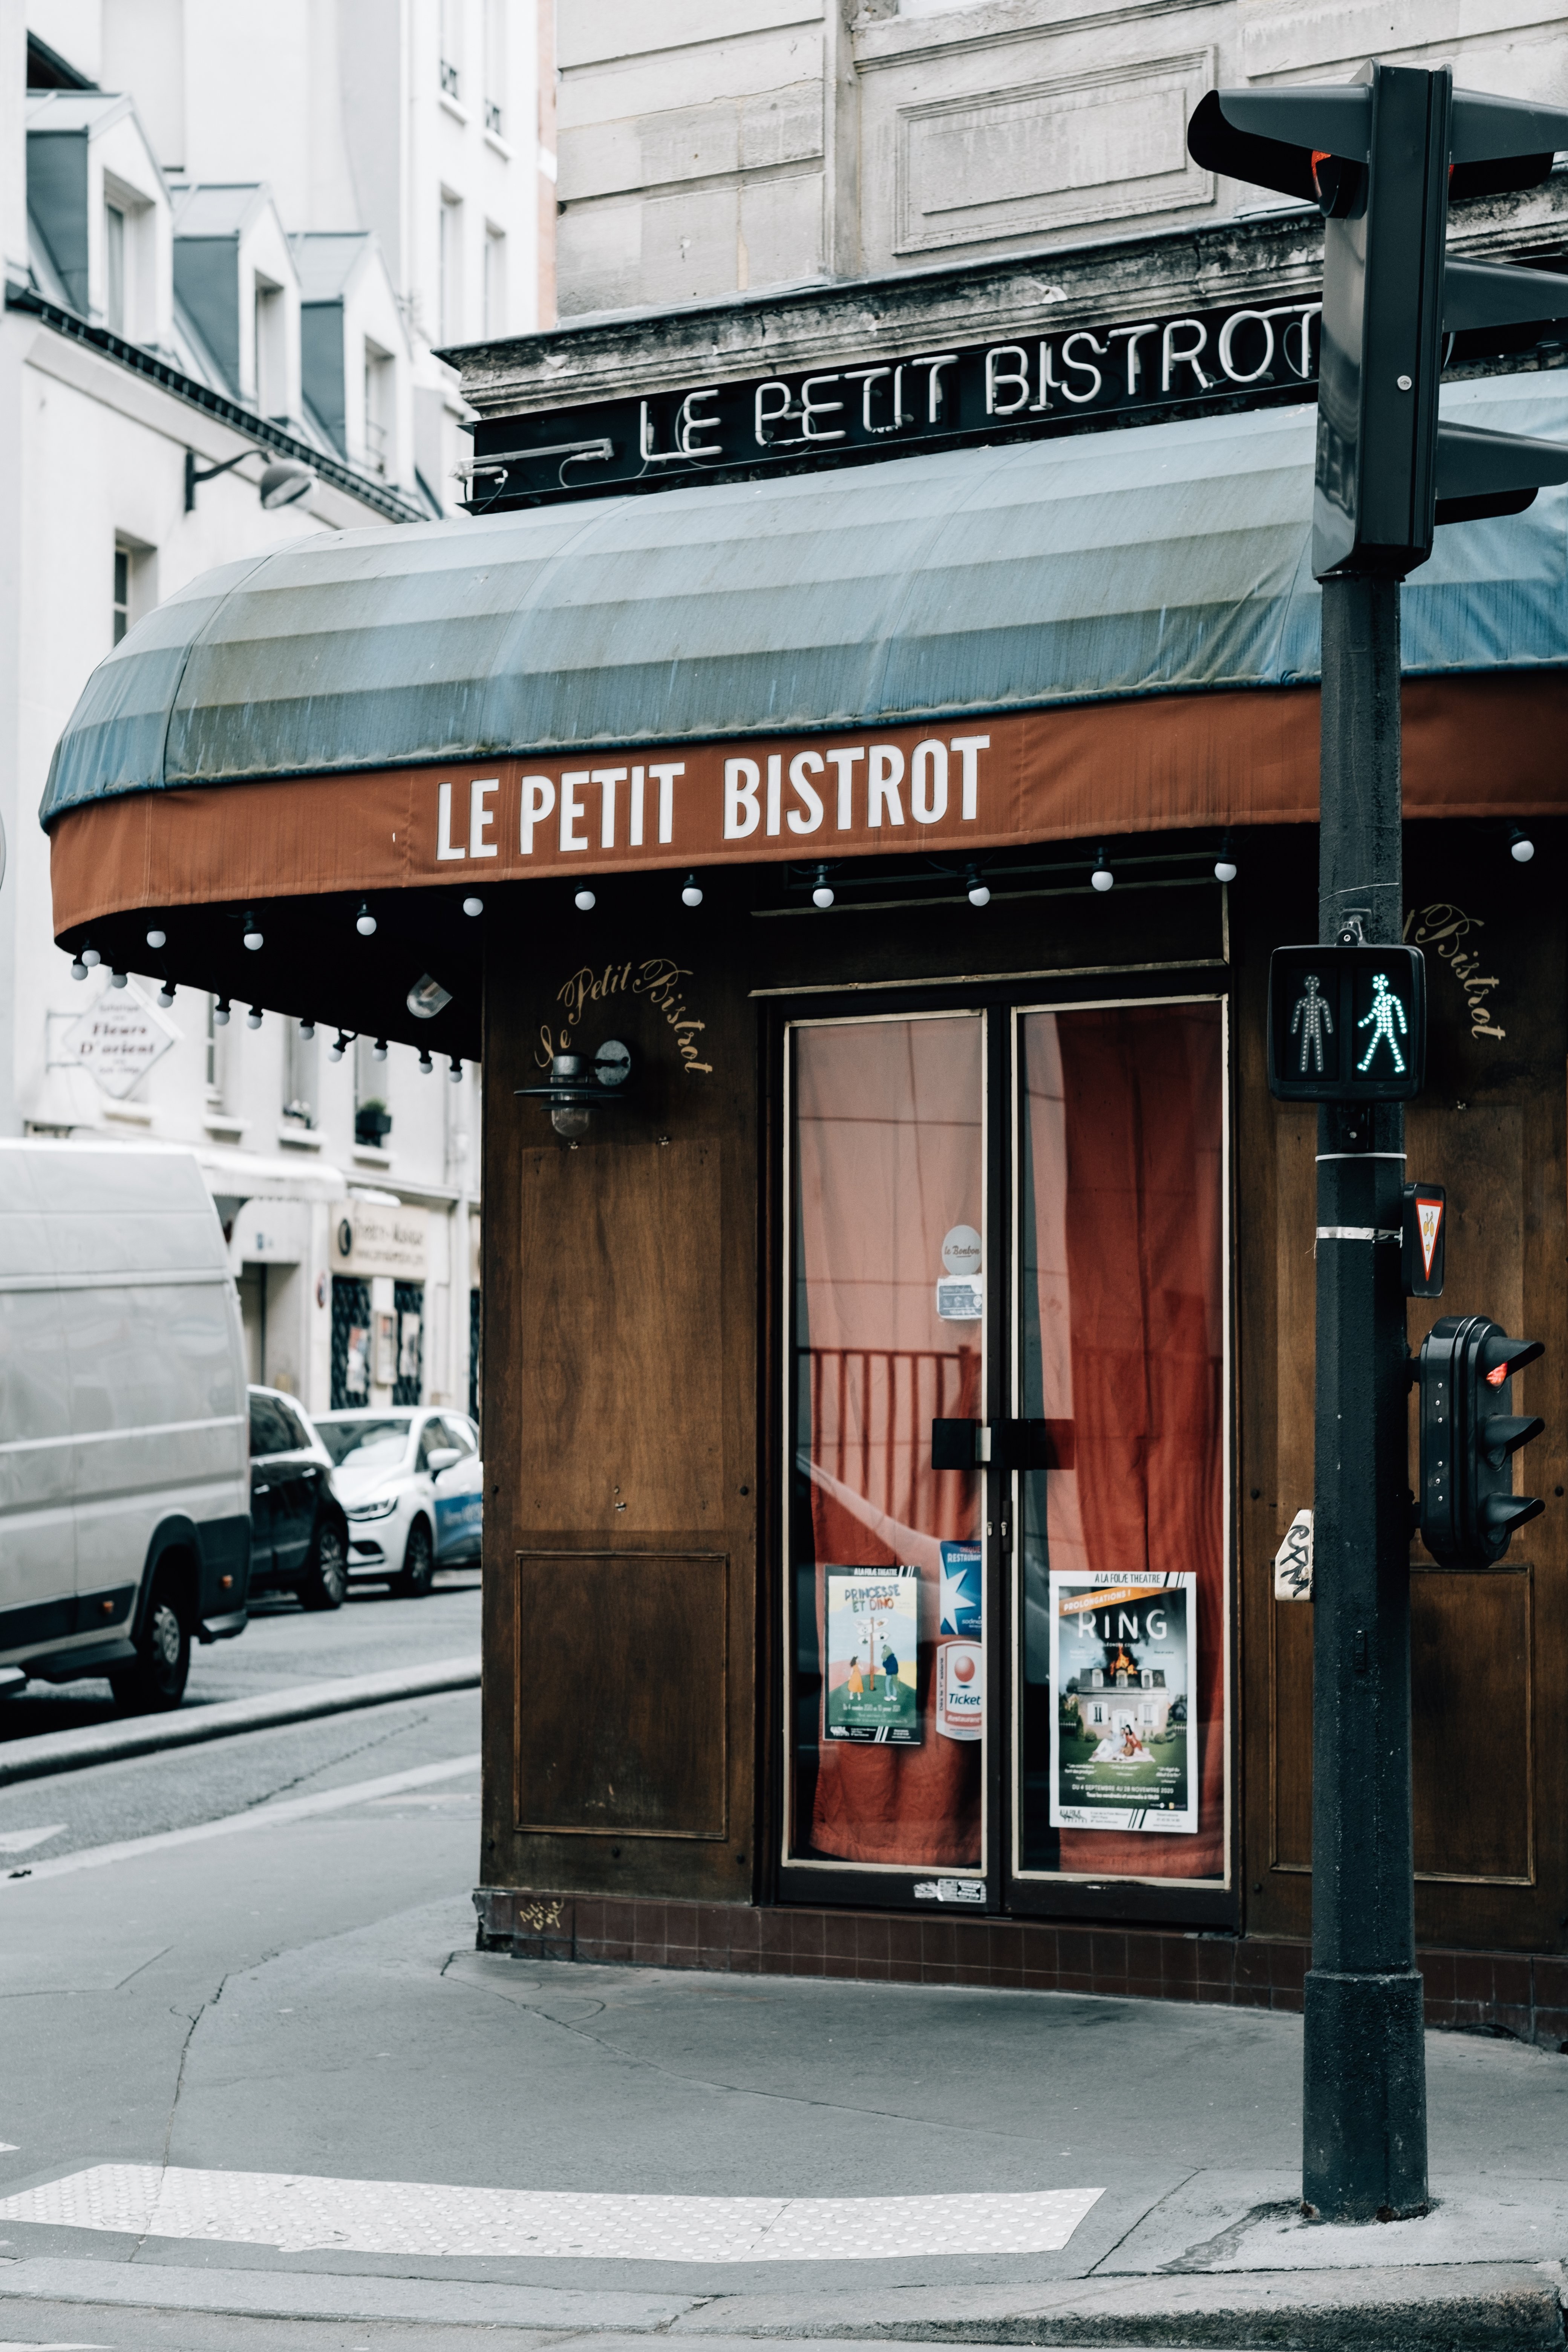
xmin=1304 ymin=572 xmax=1429 ymax=2220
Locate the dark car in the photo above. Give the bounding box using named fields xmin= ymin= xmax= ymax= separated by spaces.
xmin=247 ymin=1386 xmax=350 ymax=1610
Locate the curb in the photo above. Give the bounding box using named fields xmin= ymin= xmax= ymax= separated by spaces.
xmin=0 ymin=1656 xmax=481 ymax=1787
xmin=0 ymin=2258 xmax=1560 ymax=2348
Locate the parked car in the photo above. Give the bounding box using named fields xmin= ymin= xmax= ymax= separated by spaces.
xmin=312 ymin=1408 xmax=482 ymax=1596
xmin=247 ymin=1387 xmax=350 ymax=1610
xmin=0 ymin=1141 xmax=250 ymax=1711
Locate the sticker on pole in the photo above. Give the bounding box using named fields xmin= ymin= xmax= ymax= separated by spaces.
xmin=1273 ymin=1508 xmax=1314 ymax=1601
xmin=1403 ymin=1181 xmax=1445 ymax=1299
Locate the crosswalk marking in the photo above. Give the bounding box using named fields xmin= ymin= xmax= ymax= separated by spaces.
xmin=0 ymin=2165 xmax=1104 ymax=2262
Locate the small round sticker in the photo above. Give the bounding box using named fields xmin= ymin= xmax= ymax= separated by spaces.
xmin=941 ymin=1224 xmax=982 ymax=1277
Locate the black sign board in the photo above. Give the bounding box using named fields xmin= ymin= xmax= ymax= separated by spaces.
xmin=1403 ymin=1182 xmax=1446 ymax=1298
xmin=1267 ymin=944 xmax=1427 ymax=1102
xmin=464 ymin=296 xmax=1325 ymax=510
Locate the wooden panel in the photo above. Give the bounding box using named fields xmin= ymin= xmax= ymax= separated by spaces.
xmin=1411 ymin=1566 xmax=1532 ymax=1884
xmin=515 ymin=1550 xmax=728 ymax=1838
xmin=1269 ymin=1101 xmax=1317 ymax=1874
xmin=516 ymin=1139 xmax=724 ymax=1532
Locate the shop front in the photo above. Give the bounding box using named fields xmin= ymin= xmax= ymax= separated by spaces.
xmin=39 ymin=321 xmax=1568 ymax=2038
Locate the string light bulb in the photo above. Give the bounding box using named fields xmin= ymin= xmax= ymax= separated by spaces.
xmin=1510 ymin=828 xmax=1536 ymax=864
xmin=242 ymin=914 xmax=263 ymax=950
xmin=70 ymin=955 xmax=87 ymax=981
xmin=110 ymin=968 xmax=128 ymax=989
xmin=462 ymin=896 xmax=484 ymax=917
xmin=681 ymin=873 xmax=703 ymax=907
xmin=449 ymin=1057 xmax=463 ymax=1083
xmin=146 ymin=926 xmax=167 ymax=950
xmin=355 ymin=902 xmax=377 ymax=936
xmin=247 ymin=1006 xmax=262 ymax=1029
xmin=300 ymin=1019 xmax=315 ymax=1040
xmin=812 ymin=864 xmax=835 ymax=909
xmin=329 ymin=1031 xmax=348 ymax=1061
xmin=419 ymin=1051 xmax=434 ymax=1075
xmin=214 ymin=998 xmax=231 ymax=1026
xmin=1091 ymin=846 xmax=1115 ymax=893
xmin=373 ymin=1038 xmax=388 ymax=1061
xmin=574 ymin=888 xmax=596 ymax=912
xmin=966 ymin=865 xmax=991 ymax=908
xmin=1214 ymin=833 xmax=1238 ymax=884
xmin=82 ymin=945 xmax=100 ymax=968
xmin=157 ymin=981 xmax=175 ymax=1008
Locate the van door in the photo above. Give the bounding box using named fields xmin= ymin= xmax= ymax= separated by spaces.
xmin=0 ymin=1283 xmax=77 ymax=1655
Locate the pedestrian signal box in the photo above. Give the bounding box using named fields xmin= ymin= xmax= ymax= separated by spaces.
xmin=1268 ymin=944 xmax=1426 ymax=1103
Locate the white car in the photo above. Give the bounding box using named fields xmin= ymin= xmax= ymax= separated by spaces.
xmin=312 ymin=1408 xmax=483 ymax=1596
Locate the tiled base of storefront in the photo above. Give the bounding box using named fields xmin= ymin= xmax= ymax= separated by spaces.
xmin=473 ymin=1886 xmax=1568 ymax=2052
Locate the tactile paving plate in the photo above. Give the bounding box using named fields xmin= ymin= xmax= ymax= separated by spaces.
xmin=0 ymin=2166 xmax=1103 ymax=2261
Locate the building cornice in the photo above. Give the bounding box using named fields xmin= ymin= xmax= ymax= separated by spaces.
xmin=448 ymin=174 xmax=1568 ymax=421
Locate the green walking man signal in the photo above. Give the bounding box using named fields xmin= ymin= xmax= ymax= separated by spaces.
xmin=1268 ymin=944 xmax=1426 ymax=1102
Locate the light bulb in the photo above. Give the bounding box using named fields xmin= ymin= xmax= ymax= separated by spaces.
xmin=449 ymin=1058 xmax=463 ymax=1083
xmin=419 ymin=1052 xmax=433 ymax=1075
xmin=966 ymin=867 xmax=991 ymax=907
xmin=110 ymin=969 xmax=127 ymax=988
xmin=300 ymin=1020 xmax=315 ymax=1040
xmin=1091 ymin=846 xmax=1114 ymax=893
xmin=681 ymin=874 xmax=703 ymax=907
xmin=146 ymin=927 xmax=167 ymax=950
xmin=157 ymin=983 xmax=175 ymax=1008
xmin=812 ymin=884 xmax=834 ymax=909
xmin=373 ymin=1038 xmax=388 ymax=1061
xmin=1511 ymin=830 xmax=1535 ymax=864
xmin=243 ymin=920 xmax=263 ymax=950
xmin=70 ymin=956 xmax=87 ymax=981
xmin=355 ymin=903 xmax=377 ymax=936
xmin=82 ymin=946 xmax=101 ymax=968
xmin=247 ymin=1006 xmax=262 ymax=1029
xmin=1214 ymin=858 xmax=1238 ymax=884
xmin=574 ymin=889 xmax=596 ymax=912
xmin=330 ymin=1032 xmax=348 ymax=1061
xmin=462 ymin=896 xmax=484 ymax=917
xmin=214 ymin=1000 xmax=231 ymax=1026
xmin=551 ymin=1103 xmax=590 ymax=1138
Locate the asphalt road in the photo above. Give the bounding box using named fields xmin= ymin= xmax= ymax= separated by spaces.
xmin=0 ymin=1573 xmax=481 ymax=1745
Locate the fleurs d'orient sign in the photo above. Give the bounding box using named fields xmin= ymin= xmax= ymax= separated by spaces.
xmin=465 ymin=297 xmax=1323 ymax=508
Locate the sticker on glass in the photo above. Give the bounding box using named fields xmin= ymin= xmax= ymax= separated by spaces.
xmin=824 ymin=1566 xmax=921 ymax=1746
xmin=1048 ymin=1571 xmax=1196 ymax=1834
xmin=936 ymin=1225 xmax=983 ymax=1321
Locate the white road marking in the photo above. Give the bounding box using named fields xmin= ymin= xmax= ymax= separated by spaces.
xmin=0 ymin=2342 xmax=111 ymax=2349
xmin=0 ymin=1756 xmax=479 ymax=1888
xmin=0 ymin=2165 xmax=1103 ymax=2262
xmin=0 ymin=1827 xmax=67 ymax=1854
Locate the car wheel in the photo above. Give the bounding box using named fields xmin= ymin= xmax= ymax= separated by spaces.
xmin=299 ymin=1516 xmax=349 ymax=1611
xmin=394 ymin=1516 xmax=435 ymax=1598
xmin=109 ymin=1575 xmax=190 ymax=1712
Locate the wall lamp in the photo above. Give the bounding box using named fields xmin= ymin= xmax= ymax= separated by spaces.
xmin=185 ymin=448 xmax=317 ymax=513
xmin=516 ymin=1040 xmax=634 ymax=1138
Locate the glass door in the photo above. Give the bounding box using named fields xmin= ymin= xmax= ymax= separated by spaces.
xmin=783 ymin=1011 xmax=989 ymax=1889
xmin=1012 ymin=1000 xmax=1229 ymax=1896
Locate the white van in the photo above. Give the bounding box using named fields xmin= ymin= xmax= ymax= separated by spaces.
xmin=0 ymin=1142 xmax=251 ymax=1709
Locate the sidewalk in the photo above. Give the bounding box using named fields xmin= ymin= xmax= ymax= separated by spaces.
xmin=0 ymin=1781 xmax=1564 ymax=2347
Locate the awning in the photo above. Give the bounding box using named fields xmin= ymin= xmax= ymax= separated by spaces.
xmin=43 ymin=371 xmax=1568 ymax=826
xmin=41 ymin=372 xmax=1568 ymax=1055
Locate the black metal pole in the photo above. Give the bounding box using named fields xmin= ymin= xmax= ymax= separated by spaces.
xmin=1302 ymin=571 xmax=1428 ymax=2220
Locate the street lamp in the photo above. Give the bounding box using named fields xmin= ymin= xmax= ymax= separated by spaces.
xmin=185 ymin=448 xmax=317 ymax=513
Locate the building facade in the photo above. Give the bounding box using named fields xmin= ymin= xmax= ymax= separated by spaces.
xmin=32 ymin=3 xmax=1568 ymax=2038
xmin=3 ymin=0 xmax=552 ymax=1414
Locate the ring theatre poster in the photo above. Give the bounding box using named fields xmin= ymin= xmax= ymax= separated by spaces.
xmin=1049 ymin=1574 xmax=1196 ymax=1834
xmin=824 ymin=1567 xmax=922 ymax=1744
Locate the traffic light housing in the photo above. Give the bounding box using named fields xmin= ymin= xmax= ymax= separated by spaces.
xmin=1268 ymin=943 xmax=1426 ymax=1102
xmin=1417 ymin=1314 xmax=1545 ymax=1566
xmin=1188 ymin=67 xmax=1568 ymax=578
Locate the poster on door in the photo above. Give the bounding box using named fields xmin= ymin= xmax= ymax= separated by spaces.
xmin=824 ymin=1566 xmax=922 ymax=1745
xmin=1048 ymin=1571 xmax=1196 ymax=1833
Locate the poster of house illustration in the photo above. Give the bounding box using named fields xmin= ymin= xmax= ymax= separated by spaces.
xmin=824 ymin=1566 xmax=922 ymax=1744
xmin=1048 ymin=1572 xmax=1196 ymax=1833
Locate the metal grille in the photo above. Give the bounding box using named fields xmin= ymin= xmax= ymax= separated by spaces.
xmin=393 ymin=1279 xmax=424 ymax=1407
xmin=469 ymin=1287 xmax=481 ymax=1424
xmin=331 ymin=1277 xmax=372 ymax=1410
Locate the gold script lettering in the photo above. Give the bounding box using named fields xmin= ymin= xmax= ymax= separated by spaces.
xmin=1403 ymin=901 xmax=1505 ymax=1042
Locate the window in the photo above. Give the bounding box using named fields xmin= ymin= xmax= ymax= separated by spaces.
xmin=363 ymin=340 xmax=393 ymax=476
xmin=104 ymin=202 xmax=126 ymax=334
xmin=249 ymin=1392 xmax=296 ymax=1458
xmin=354 ymin=1036 xmax=391 ymax=1147
xmin=254 ymin=277 xmax=285 ymax=418
xmin=439 ymin=194 xmax=464 ymax=344
xmin=483 ymin=227 xmax=506 ymax=337
xmin=205 ymin=994 xmax=218 ymax=1092
xmin=284 ymin=1020 xmax=317 ymax=1128
xmin=483 ymin=0 xmax=505 ymax=133
xmin=112 ymin=547 xmax=130 ymax=645
xmin=440 ymin=0 xmax=462 ymax=97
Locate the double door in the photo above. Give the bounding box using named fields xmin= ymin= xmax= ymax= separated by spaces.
xmin=779 ymin=992 xmax=1232 ymax=1922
